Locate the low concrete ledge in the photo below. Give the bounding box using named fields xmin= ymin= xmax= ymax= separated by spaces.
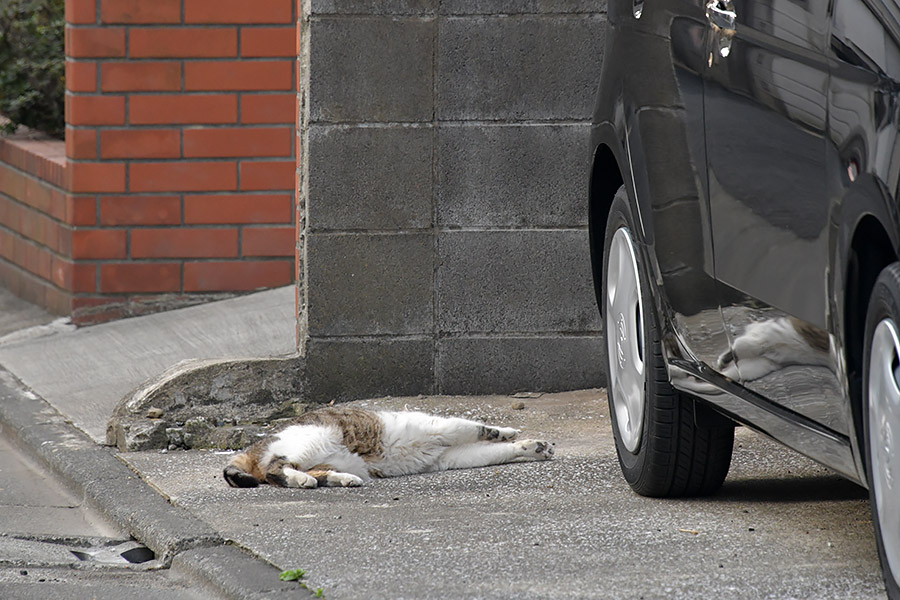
xmin=107 ymin=356 xmax=309 ymax=452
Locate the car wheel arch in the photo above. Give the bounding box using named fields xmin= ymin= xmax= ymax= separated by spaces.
xmin=846 ymin=215 xmax=897 ymax=480
xmin=589 ymin=141 xmax=626 ymax=318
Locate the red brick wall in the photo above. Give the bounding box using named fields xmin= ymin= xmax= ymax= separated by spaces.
xmin=57 ymin=0 xmax=296 ymax=323
xmin=0 ymin=136 xmax=76 ymax=315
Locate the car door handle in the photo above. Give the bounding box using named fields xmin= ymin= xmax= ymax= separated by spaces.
xmin=706 ymin=0 xmax=736 ymax=33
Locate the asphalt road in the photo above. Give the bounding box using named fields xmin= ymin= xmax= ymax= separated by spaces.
xmin=122 ymin=390 xmax=886 ymax=600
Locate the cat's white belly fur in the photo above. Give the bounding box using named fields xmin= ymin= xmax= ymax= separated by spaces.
xmin=373 ymin=411 xmax=490 ymax=476
xmin=263 ymin=424 xmax=373 ymax=480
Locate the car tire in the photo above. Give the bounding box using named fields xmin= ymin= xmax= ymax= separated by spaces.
xmin=863 ymin=263 xmax=900 ymax=600
xmin=602 ymin=186 xmax=734 ymax=497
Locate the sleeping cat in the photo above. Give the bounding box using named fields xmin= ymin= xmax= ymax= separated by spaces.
xmin=224 ymin=406 xmax=555 ymax=488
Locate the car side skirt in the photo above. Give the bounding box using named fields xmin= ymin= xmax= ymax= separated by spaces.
xmin=668 ymin=359 xmax=862 ymax=485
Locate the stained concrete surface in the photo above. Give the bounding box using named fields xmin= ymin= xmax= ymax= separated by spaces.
xmin=0 ymin=287 xmax=55 ymax=338
xmin=122 ymin=392 xmax=885 ymax=600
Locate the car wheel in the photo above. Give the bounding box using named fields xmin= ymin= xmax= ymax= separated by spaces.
xmin=863 ymin=263 xmax=900 ymax=600
xmin=602 ymin=186 xmax=734 ymax=497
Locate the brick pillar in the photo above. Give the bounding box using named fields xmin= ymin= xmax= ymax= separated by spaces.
xmin=63 ymin=0 xmax=296 ymax=324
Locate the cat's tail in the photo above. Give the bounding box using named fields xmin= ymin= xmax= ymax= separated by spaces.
xmin=223 ymin=453 xmax=261 ymax=488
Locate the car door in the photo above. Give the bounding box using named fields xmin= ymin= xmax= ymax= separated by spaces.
xmin=702 ymin=0 xmax=848 ymax=435
xmin=616 ymin=0 xmax=734 ymax=374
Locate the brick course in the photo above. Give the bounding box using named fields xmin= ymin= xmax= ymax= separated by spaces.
xmin=184 ymin=0 xmax=293 ymax=24
xmin=0 ymin=0 xmax=296 ymax=324
xmin=129 ymin=94 xmax=239 ymax=125
xmin=243 ymin=226 xmax=295 ymax=257
xmin=100 ymin=61 xmax=183 ymax=92
xmin=184 ymin=61 xmax=294 ymax=92
xmin=129 ymin=28 xmax=238 ymax=58
xmin=99 ymin=129 xmax=181 ymax=160
xmin=241 ymin=94 xmax=295 ymax=124
xmin=184 ymin=194 xmax=292 ymax=224
xmin=101 ymin=0 xmax=181 ymax=25
xmin=65 ymin=61 xmax=98 ymax=93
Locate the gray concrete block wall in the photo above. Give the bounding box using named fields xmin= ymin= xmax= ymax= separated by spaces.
xmin=436 ymin=125 xmax=590 ymax=227
xmin=309 ymin=126 xmax=433 ymax=230
xmin=437 ymin=16 xmax=604 ymax=120
xmin=307 ymin=233 xmax=433 ymax=335
xmin=298 ymin=1 xmax=608 ymax=400
xmin=437 ymin=231 xmax=601 ymax=334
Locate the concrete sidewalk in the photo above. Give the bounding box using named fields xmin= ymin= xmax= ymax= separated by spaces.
xmin=0 ymin=286 xmax=309 ymax=598
xmin=0 ymin=286 xmax=887 ymax=599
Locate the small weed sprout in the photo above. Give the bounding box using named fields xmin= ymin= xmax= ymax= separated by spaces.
xmin=279 ymin=568 xmax=307 ymax=582
xmin=279 ymin=569 xmax=326 ymax=597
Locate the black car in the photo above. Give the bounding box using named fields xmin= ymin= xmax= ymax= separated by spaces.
xmin=590 ymin=0 xmax=900 ymax=596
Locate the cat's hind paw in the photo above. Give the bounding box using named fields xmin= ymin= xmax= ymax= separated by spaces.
xmin=496 ymin=426 xmax=520 ymax=441
xmin=480 ymin=425 xmax=520 ymax=442
xmin=515 ymin=439 xmax=555 ymax=460
xmin=327 ymin=472 xmax=364 ymax=487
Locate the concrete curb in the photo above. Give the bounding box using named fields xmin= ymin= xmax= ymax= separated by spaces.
xmin=174 ymin=546 xmax=315 ymax=599
xmin=0 ymin=366 xmax=312 ymax=599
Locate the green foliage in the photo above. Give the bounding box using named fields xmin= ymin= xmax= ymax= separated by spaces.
xmin=0 ymin=0 xmax=65 ymax=138
xmin=279 ymin=569 xmax=326 ymax=597
xmin=279 ymin=568 xmax=308 ymax=582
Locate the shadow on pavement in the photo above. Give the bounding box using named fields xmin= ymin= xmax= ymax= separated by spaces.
xmin=714 ymin=474 xmax=868 ymax=503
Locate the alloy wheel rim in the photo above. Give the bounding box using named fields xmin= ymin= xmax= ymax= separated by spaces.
xmin=606 ymin=227 xmax=645 ymax=453
xmin=869 ymin=318 xmax=900 ymax=582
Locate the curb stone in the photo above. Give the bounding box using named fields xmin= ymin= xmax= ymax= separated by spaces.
xmin=0 ymin=366 xmax=313 ymax=599
xmin=174 ymin=545 xmax=314 ymax=599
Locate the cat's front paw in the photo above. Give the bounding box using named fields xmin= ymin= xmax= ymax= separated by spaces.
xmin=515 ymin=439 xmax=555 ymax=460
xmin=329 ymin=473 xmax=364 ymax=487
xmin=284 ymin=468 xmax=318 ymax=488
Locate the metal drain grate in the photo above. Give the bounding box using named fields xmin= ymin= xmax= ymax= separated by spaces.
xmin=70 ymin=540 xmax=155 ymax=565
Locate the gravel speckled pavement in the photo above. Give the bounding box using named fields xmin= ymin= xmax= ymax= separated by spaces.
xmin=0 ymin=286 xmax=889 ymax=599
